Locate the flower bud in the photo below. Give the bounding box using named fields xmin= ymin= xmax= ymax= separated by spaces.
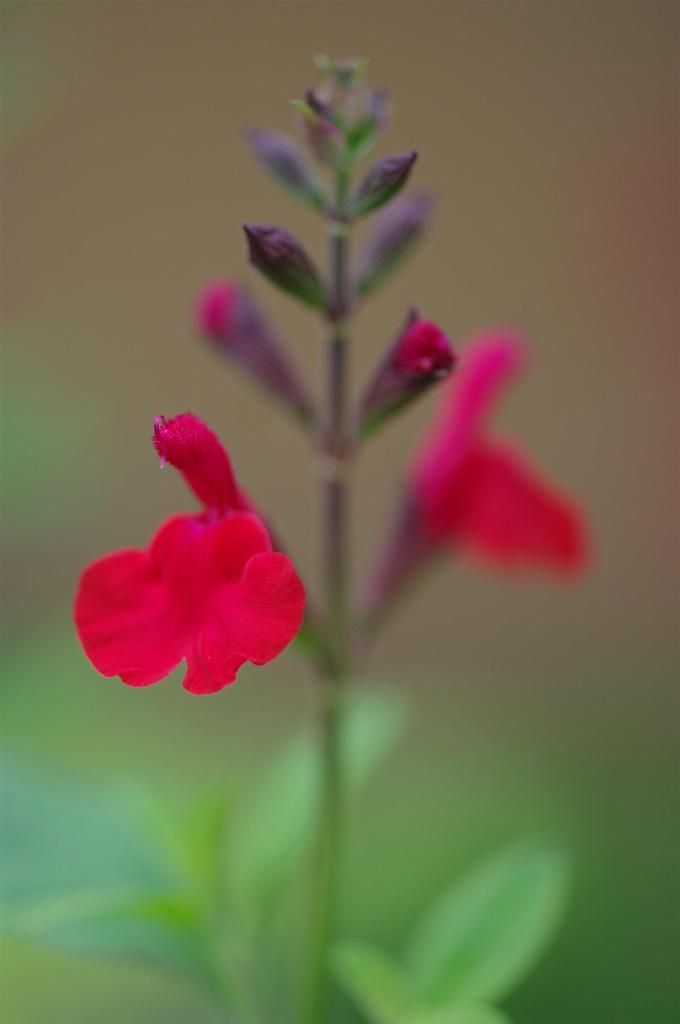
xmin=346 ymin=90 xmax=390 ymax=162
xmin=359 ymin=311 xmax=456 ymax=436
xmin=246 ymin=127 xmax=327 ymax=211
xmin=292 ymin=93 xmax=347 ymax=169
xmin=352 ymin=151 xmax=417 ymax=217
xmin=355 ymin=193 xmax=433 ymax=299
xmin=197 ymin=280 xmax=314 ymax=424
xmin=310 ymin=56 xmax=388 ymax=164
xmin=243 ymin=224 xmax=325 ymax=309
xmin=313 ymin=54 xmax=368 ymax=87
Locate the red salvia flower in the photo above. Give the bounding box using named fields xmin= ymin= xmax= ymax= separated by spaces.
xmin=409 ymin=332 xmax=588 ymax=571
xmin=74 ymin=413 xmax=305 ymax=694
xmin=365 ymin=333 xmax=588 ymax=615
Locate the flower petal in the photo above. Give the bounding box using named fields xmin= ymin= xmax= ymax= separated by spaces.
xmin=74 ymin=547 xmax=186 ymax=687
xmin=152 ymin=413 xmax=247 ymax=515
xmin=410 ymin=332 xmax=526 ymax=506
xmin=210 ymin=512 xmax=273 ymax=582
xmin=451 ymin=440 xmax=589 ymax=573
xmin=183 ymin=552 xmax=306 ymax=694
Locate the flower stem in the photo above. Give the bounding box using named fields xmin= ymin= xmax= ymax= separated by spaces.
xmin=306 ymin=170 xmax=352 ymax=1024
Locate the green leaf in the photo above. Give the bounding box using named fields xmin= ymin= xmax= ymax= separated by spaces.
xmin=405 ymin=839 xmax=571 ymax=1009
xmin=334 ymin=940 xmax=411 ymax=1023
xmin=8 ymin=892 xmax=209 ymax=975
xmin=0 ymin=756 xmax=210 ymax=976
xmin=292 ymin=613 xmax=329 ymax=661
xmin=229 ymin=688 xmax=408 ymax=914
xmin=407 ymin=1006 xmax=511 ymax=1024
xmin=1 ymin=758 xmax=171 ymax=910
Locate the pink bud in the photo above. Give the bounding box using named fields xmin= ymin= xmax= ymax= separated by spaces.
xmin=196 ymin=280 xmax=314 ymax=425
xmin=394 ymin=319 xmax=456 ymax=375
xmin=197 ymin=280 xmax=238 ymax=338
xmin=359 ymin=311 xmax=457 ymax=436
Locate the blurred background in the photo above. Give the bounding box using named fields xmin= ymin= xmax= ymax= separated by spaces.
xmin=1 ymin=2 xmax=679 ymax=1022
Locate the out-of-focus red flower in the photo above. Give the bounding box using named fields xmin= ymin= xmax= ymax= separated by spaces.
xmin=364 ymin=334 xmax=588 ymax=616
xmin=74 ymin=413 xmax=305 ymax=695
xmin=409 ymin=333 xmax=588 ymax=571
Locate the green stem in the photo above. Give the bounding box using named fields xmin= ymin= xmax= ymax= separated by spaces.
xmin=306 ymin=170 xmax=352 ymax=1024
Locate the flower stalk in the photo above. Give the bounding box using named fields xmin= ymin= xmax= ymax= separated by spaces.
xmin=306 ymin=167 xmax=352 ymax=1024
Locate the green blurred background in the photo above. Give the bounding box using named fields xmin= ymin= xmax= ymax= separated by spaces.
xmin=1 ymin=2 xmax=678 ymax=1022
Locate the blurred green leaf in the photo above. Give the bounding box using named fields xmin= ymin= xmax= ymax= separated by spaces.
xmin=292 ymin=614 xmax=328 ymax=661
xmin=405 ymin=839 xmax=570 ymax=1009
xmin=0 ymin=757 xmax=214 ymax=977
xmin=229 ymin=687 xmax=408 ymax=914
xmin=333 ymin=940 xmax=511 ymax=1024
xmin=173 ymin=790 xmax=231 ymax=910
xmin=334 ymin=940 xmax=411 ymax=1023
xmin=8 ymin=892 xmax=209 ymax=975
xmin=407 ymin=1007 xmax=511 ymax=1024
xmin=1 ymin=758 xmax=170 ymax=911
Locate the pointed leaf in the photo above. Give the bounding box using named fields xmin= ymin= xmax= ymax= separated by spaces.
xmin=408 ymin=1007 xmax=511 ymax=1024
xmin=8 ymin=892 xmax=208 ymax=975
xmin=405 ymin=839 xmax=570 ymax=1008
xmin=0 ymin=756 xmax=210 ymax=975
xmin=334 ymin=940 xmax=411 ymax=1023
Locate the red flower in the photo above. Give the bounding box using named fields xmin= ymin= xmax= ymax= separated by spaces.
xmin=409 ymin=332 xmax=588 ymax=572
xmin=364 ymin=333 xmax=588 ymax=617
xmin=74 ymin=414 xmax=305 ymax=694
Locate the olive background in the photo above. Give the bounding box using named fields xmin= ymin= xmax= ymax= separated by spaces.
xmin=1 ymin=2 xmax=679 ymax=1022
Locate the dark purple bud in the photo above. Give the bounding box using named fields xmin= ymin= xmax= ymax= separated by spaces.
xmin=305 ymin=87 xmax=334 ymax=121
xmin=243 ymin=224 xmax=325 ymax=309
xmin=246 ymin=128 xmax=326 ymax=211
xmin=359 ymin=310 xmax=457 ymax=436
xmin=196 ymin=280 xmax=314 ymax=424
xmin=352 ymin=151 xmax=417 ymax=217
xmin=355 ymin=193 xmax=433 ymax=299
